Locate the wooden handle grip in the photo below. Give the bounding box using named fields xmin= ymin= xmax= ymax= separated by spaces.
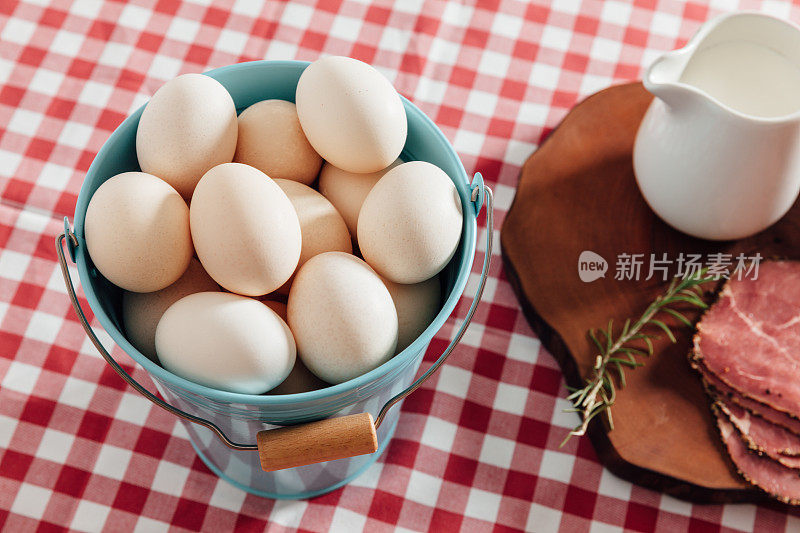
xmin=256 ymin=412 xmax=378 ymax=472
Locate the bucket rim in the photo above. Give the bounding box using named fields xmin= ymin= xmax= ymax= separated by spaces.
xmin=72 ymin=59 xmax=478 ymax=407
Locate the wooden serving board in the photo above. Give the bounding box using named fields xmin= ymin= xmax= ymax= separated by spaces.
xmin=501 ymin=83 xmax=800 ymax=504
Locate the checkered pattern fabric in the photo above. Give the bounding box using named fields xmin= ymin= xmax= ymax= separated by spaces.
xmin=3 ymin=0 xmax=800 ymax=531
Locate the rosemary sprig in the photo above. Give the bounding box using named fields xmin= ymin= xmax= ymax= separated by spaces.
xmin=560 ymin=269 xmax=712 ymax=447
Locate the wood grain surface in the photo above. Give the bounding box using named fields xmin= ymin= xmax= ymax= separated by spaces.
xmin=500 ymin=82 xmax=800 ymax=503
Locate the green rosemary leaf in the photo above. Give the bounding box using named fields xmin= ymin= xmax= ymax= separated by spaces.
xmin=614 ymin=361 xmax=626 ymax=387
xmin=566 ymin=389 xmax=584 ymax=401
xmin=607 ymin=356 xmax=640 ymax=367
xmin=588 ymin=329 xmax=604 ymax=354
xmin=617 ymin=347 xmax=649 ymax=357
xmin=584 ymin=404 xmax=608 ymax=425
xmin=642 ymin=335 xmax=654 ymax=354
xmin=678 ymin=288 xmax=700 ymax=299
xmin=606 ymin=406 xmax=614 ymax=430
xmin=662 ymin=307 xmax=693 ymax=328
xmin=668 ymin=295 xmax=709 ymax=308
xmin=650 ymin=319 xmax=677 ymax=342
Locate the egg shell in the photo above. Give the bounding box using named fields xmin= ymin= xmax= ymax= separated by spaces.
xmin=155 ymin=292 xmax=295 ymax=394
xmin=287 ymin=252 xmax=398 ymax=384
xmin=190 ymin=163 xmax=302 ymax=296
xmin=317 ymin=159 xmax=401 ymax=238
xmin=382 ymin=275 xmax=441 ymax=353
xmin=295 ymin=56 xmax=407 ymax=174
xmin=268 ymin=358 xmax=328 ymax=395
xmin=122 ymin=258 xmax=218 ymax=361
xmin=358 ymin=161 xmax=463 ymax=284
xmin=234 ymin=100 xmax=322 ymax=185
xmin=85 ymin=172 xmax=193 ymax=293
xmin=274 ymin=179 xmax=352 ymax=266
xmin=136 ymin=73 xmax=238 ymax=199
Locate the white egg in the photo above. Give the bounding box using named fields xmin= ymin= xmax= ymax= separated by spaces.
xmin=268 ymin=358 xmax=328 ymax=395
xmin=317 ymin=159 xmax=401 ymax=238
xmin=136 ymin=73 xmax=238 ymax=199
xmin=155 ymin=292 xmax=295 ymax=394
xmin=274 ymin=179 xmax=352 ymax=267
xmin=190 ymin=163 xmax=301 ymax=296
xmin=287 ymin=252 xmax=398 ymax=384
xmin=234 ymin=99 xmax=322 ymax=185
xmin=123 ymin=258 xmax=219 ymax=361
xmin=295 ymin=56 xmax=407 ymax=174
xmin=271 ymin=179 xmax=353 ymax=296
xmin=358 ymin=161 xmax=463 ymax=284
xmin=381 ymin=275 xmax=441 ymax=353
xmin=84 ymin=172 xmax=193 ymax=293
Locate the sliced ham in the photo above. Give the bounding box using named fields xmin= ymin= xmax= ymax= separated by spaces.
xmin=693 ymin=357 xmax=800 ymax=436
xmin=715 ymin=400 xmax=800 ymax=469
xmin=715 ymin=407 xmax=800 ymax=504
xmin=694 ymin=261 xmax=800 ymax=421
xmin=690 ymin=261 xmax=800 ymax=503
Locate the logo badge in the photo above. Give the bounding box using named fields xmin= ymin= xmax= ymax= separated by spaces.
xmin=578 ymin=251 xmax=608 ymax=282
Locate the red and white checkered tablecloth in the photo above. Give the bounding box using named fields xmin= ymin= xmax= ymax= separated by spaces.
xmin=3 ymin=0 xmax=800 ymax=531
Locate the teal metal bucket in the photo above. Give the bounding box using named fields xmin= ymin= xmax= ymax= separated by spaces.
xmin=56 ymin=60 xmax=492 ymax=499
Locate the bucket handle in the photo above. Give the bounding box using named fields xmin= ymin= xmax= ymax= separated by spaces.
xmin=56 ymin=180 xmax=493 ymax=472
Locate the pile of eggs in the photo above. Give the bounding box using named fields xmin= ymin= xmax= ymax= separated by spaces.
xmin=85 ymin=56 xmax=463 ymax=395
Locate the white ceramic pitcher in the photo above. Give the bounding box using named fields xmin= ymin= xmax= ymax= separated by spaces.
xmin=634 ymin=12 xmax=800 ymax=241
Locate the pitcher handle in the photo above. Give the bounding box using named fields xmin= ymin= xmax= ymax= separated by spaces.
xmin=56 ymin=179 xmax=493 ymax=471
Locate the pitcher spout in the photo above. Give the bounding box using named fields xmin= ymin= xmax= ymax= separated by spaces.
xmin=643 ymin=51 xmax=694 ymax=110
xmin=645 ymin=12 xmax=800 ymax=122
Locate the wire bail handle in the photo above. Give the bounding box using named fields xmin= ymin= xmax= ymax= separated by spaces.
xmin=56 ymin=177 xmax=493 ymax=471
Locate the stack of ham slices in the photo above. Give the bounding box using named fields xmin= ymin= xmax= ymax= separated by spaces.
xmin=691 ymin=260 xmax=800 ymax=504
